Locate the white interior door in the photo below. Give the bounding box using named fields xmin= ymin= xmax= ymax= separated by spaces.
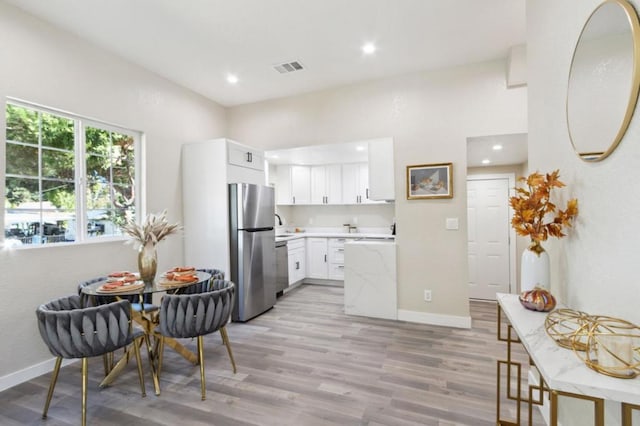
xmin=467 ymin=178 xmax=511 ymax=300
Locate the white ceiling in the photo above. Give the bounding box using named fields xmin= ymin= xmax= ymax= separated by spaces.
xmin=467 ymin=133 xmax=528 ymax=168
xmin=4 ymin=0 xmax=526 ymax=107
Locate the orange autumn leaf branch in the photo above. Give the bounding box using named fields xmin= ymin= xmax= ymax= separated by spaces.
xmin=509 ymin=170 xmax=579 ymax=245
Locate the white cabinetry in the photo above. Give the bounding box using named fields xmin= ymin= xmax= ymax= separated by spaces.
xmin=368 ymin=138 xmax=394 ymax=201
xmin=182 ymin=138 xmax=266 ymax=275
xmin=310 ymin=165 xmax=342 ymax=204
xmin=276 ymin=165 xmax=311 ymax=205
xmin=328 ymin=238 xmax=346 ymax=280
xmin=342 ymin=163 xmax=372 ymax=204
xmin=228 ymin=143 xmax=265 ymax=171
xmin=305 ymin=237 xmax=346 ymax=280
xmin=287 ymin=239 xmax=306 ymax=285
xmin=306 ymin=238 xmax=328 ymax=279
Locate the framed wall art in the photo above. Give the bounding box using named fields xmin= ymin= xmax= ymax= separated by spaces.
xmin=406 ymin=162 xmax=453 ymax=199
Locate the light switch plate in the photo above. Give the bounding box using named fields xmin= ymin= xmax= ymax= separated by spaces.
xmin=446 ymin=217 xmax=459 ymax=230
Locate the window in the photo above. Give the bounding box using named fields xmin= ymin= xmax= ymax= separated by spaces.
xmin=4 ymin=101 xmax=140 ymax=246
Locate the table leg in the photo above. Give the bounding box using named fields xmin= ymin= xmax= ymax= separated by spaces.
xmin=99 ymin=344 xmax=136 ymax=388
xmin=142 ymin=333 xmax=161 ymax=396
xmin=161 ymin=336 xmax=199 ymax=364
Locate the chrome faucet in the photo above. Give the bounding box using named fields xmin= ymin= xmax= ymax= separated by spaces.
xmin=275 ymin=213 xmax=283 ymax=226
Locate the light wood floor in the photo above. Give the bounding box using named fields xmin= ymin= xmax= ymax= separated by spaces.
xmin=0 ymin=285 xmax=544 ymax=425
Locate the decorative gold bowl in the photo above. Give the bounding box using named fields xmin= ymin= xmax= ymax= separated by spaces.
xmin=545 ymin=308 xmax=591 ymax=351
xmin=571 ymin=316 xmax=640 ymax=379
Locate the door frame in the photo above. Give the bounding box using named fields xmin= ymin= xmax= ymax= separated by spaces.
xmin=466 ymin=173 xmax=517 ymax=295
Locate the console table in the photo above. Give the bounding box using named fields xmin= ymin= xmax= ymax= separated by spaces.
xmin=496 ymin=293 xmax=640 ymax=426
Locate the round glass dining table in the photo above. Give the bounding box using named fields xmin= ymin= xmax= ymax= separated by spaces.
xmin=80 ymin=270 xmax=212 ymax=396
xmin=80 ymin=270 xmax=212 ymax=297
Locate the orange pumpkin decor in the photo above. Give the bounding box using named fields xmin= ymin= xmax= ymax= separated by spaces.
xmin=519 ymin=287 xmax=557 ymax=312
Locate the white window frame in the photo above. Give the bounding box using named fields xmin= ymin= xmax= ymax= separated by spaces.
xmin=4 ymin=98 xmax=144 ymax=247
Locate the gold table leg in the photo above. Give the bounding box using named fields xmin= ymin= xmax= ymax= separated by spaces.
xmin=99 ymin=341 xmax=141 ymax=388
xmin=497 ymin=304 xmax=613 ymax=426
xmin=497 ymin=305 xmax=529 ymax=425
xmin=622 ymin=403 xmax=640 ymax=426
xmin=161 ymin=336 xmax=199 ymax=364
xmin=550 ymin=390 xmax=604 ymax=426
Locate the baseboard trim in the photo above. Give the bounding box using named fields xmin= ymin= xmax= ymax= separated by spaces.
xmin=397 ymin=309 xmax=472 ymax=329
xmin=0 ymin=357 xmax=76 ymax=392
xmin=302 ymin=279 xmax=343 ymax=287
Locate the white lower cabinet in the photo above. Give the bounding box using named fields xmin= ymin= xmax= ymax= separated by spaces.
xmin=328 ymin=238 xmax=346 ymax=280
xmin=287 ymin=239 xmax=306 ymax=285
xmin=306 ymin=238 xmax=329 ymax=279
xmin=305 ymin=237 xmax=346 ymax=280
xmin=282 ymin=236 xmax=361 ymax=284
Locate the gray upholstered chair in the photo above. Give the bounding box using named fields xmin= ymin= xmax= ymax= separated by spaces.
xmin=175 ymin=268 xmax=225 ymax=295
xmin=155 ymin=280 xmax=236 ymax=400
xmin=77 ymin=277 xmax=158 ymax=378
xmin=36 ymin=295 xmax=146 ymax=426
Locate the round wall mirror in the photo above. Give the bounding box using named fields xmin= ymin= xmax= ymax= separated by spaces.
xmin=566 ymin=0 xmax=640 ymax=162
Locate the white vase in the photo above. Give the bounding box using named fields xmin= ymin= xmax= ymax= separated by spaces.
xmin=521 ymin=242 xmax=550 ymax=292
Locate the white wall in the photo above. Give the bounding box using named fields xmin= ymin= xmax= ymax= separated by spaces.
xmin=528 ymin=0 xmax=640 ymax=323
xmin=0 ymin=3 xmax=226 ymax=384
xmin=529 ymin=1 xmax=640 ymax=423
xmin=229 ymin=59 xmax=527 ymax=321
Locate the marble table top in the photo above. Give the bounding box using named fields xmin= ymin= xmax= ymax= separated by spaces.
xmin=497 ymin=293 xmax=640 ymax=404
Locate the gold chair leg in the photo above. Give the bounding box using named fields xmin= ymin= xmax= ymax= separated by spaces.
xmin=81 ymin=358 xmax=88 ymax=426
xmin=133 ymin=338 xmax=146 ymax=397
xmin=198 ymin=335 xmax=206 ymax=400
xmin=220 ymin=327 xmax=237 ymax=373
xmin=102 ymin=353 xmax=110 ymax=376
xmin=158 ymin=336 xmax=165 ymax=379
xmin=42 ymin=357 xmax=62 ymax=419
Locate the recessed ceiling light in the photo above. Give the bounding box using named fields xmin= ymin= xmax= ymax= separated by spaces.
xmin=226 ymin=74 xmax=239 ymax=84
xmin=492 ymin=144 xmax=503 ymax=151
xmin=482 ymin=159 xmax=491 ymax=165
xmin=356 ymin=146 xmax=365 ymax=151
xmin=362 ymin=43 xmax=376 ymax=55
xmin=269 ymin=154 xmax=279 ymax=159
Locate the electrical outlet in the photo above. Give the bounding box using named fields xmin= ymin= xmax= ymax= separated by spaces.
xmin=424 ymin=290 xmax=432 ymax=302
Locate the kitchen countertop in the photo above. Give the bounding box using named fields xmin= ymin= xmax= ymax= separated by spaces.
xmin=344 ymin=239 xmax=396 ymax=245
xmin=275 ymin=232 xmax=394 ymax=242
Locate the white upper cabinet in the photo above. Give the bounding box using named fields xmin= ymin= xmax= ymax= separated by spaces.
xmin=228 ymin=142 xmax=265 ymax=171
xmin=368 ymin=138 xmax=395 ymax=201
xmin=342 ymin=163 xmax=374 ymax=204
xmin=270 ymin=138 xmax=394 ymax=205
xmin=276 ymin=165 xmax=292 ymax=205
xmin=277 ymin=165 xmax=311 ymax=205
xmin=310 ymin=165 xmax=342 ymax=204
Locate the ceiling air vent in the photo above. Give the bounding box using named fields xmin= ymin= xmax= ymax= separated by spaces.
xmin=273 ymin=60 xmax=305 ymax=74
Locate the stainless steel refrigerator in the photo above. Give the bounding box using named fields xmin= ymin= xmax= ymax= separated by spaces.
xmin=229 ymin=183 xmax=276 ymax=322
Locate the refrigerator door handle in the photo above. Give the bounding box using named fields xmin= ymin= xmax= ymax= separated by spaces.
xmin=244 ymin=227 xmax=274 ymax=232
